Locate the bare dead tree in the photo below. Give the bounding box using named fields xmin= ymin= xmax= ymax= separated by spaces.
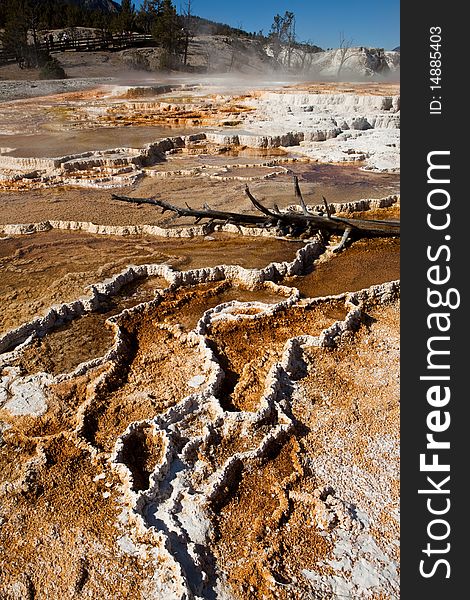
xmin=286 ymin=13 xmax=296 ymax=69
xmin=182 ymin=0 xmax=193 ymax=66
xmin=111 ymin=177 xmax=399 ymax=247
xmin=269 ymin=11 xmax=295 ymax=67
xmin=336 ymin=31 xmax=363 ymax=79
xmin=294 ymin=40 xmax=319 ymax=73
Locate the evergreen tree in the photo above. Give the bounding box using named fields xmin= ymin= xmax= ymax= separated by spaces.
xmin=0 ymin=0 xmax=68 ymax=68
xmin=65 ymin=3 xmax=83 ymax=29
xmin=137 ymin=0 xmax=161 ymax=34
xmin=0 ymin=2 xmax=7 ymax=28
xmin=151 ymin=0 xmax=183 ymax=57
xmin=113 ymin=0 xmax=135 ymax=34
xmin=1 ymin=0 xmax=32 ymax=61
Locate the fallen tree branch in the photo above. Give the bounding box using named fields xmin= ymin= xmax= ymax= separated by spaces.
xmin=112 ymin=180 xmax=400 ymax=241
xmin=332 ymin=226 xmax=352 ymax=253
xmin=244 ymin=187 xmax=399 ymax=237
xmin=244 ymin=186 xmax=281 ymax=219
xmin=294 ymin=176 xmax=310 ymax=216
xmin=112 ymin=194 xmax=270 ymax=226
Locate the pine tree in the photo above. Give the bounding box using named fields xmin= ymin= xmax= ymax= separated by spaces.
xmin=0 ymin=0 xmax=66 ymax=69
xmin=1 ymin=0 xmax=32 ymax=61
xmin=150 ymin=0 xmax=184 ymax=69
xmin=152 ymin=0 xmax=183 ymax=54
xmin=114 ymin=0 xmax=135 ymax=34
xmin=137 ymin=0 xmax=161 ymax=35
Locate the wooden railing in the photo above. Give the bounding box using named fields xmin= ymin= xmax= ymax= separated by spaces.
xmin=0 ymin=33 xmax=157 ymax=64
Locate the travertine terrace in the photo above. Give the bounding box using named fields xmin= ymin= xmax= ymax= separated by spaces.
xmin=0 ymin=78 xmax=400 ymax=599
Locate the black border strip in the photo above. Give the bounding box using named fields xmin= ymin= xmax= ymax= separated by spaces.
xmin=401 ymin=3 xmax=465 ymax=597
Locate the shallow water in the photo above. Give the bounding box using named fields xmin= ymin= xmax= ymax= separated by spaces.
xmin=15 ymin=280 xmax=287 ymax=375
xmin=214 ymin=166 xmax=282 ymax=178
xmin=281 ymin=162 xmax=400 ymax=205
xmin=0 ymin=230 xmax=302 ymax=335
xmin=167 ymin=285 xmax=289 ymax=331
xmin=284 ymin=237 xmax=400 ymax=298
xmin=14 ymin=275 xmax=165 ymax=375
xmin=0 ymin=125 xmax=198 ymax=158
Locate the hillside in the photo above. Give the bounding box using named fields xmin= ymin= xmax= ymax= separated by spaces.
xmin=0 ymin=0 xmax=399 ymax=81
xmin=65 ymin=0 xmax=120 ymax=11
xmin=280 ymin=46 xmax=400 ymax=78
xmin=119 ymin=37 xmax=400 ymax=78
xmin=119 ymin=34 xmax=278 ymax=75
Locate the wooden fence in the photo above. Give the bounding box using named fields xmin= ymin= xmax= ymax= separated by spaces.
xmin=0 ymin=33 xmax=157 ymax=65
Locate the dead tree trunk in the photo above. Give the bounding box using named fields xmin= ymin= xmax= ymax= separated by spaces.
xmin=111 ymin=178 xmax=399 ymax=244
xmin=111 ymin=195 xmax=272 ymax=227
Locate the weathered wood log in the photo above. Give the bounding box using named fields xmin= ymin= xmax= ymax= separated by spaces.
xmin=111 ymin=194 xmax=271 ymax=226
xmin=332 ymin=226 xmax=353 ymax=253
xmin=112 ymin=178 xmax=399 ymax=241
xmin=244 ymin=186 xmax=400 ymax=238
xmin=294 ymin=176 xmax=310 ymax=216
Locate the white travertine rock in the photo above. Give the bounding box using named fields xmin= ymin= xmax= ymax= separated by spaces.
xmin=0 ymin=134 xmax=209 ymax=189
xmin=284 ymin=128 xmax=400 ymax=172
xmin=197 ymin=90 xmax=400 ymax=173
xmin=187 ymin=375 xmax=206 ymax=388
xmin=0 ymin=207 xmax=399 ymax=597
xmin=0 ymin=368 xmax=52 ymax=417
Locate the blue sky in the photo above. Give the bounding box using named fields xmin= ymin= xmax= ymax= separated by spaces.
xmin=133 ymin=1 xmax=400 ymax=50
